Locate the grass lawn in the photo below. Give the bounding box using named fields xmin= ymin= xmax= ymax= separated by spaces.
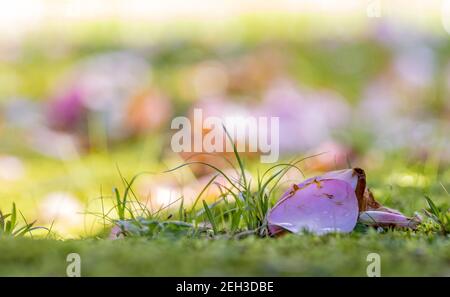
xmin=1 ymin=232 xmax=449 ymax=276
xmin=1 ymin=145 xmax=449 ymax=276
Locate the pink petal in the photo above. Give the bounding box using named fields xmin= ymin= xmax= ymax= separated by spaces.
xmin=273 ymin=168 xmax=366 ymax=210
xmin=109 ymin=225 xmax=124 ymax=240
xmin=316 ymin=168 xmax=368 ymax=209
xmin=268 ymin=179 xmax=358 ymax=235
xmin=303 ymin=168 xmax=389 ymax=213
xmin=358 ymin=211 xmax=421 ymax=229
xmin=316 ymin=169 xmax=360 ymax=189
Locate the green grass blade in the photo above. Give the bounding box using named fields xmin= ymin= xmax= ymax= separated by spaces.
xmin=5 ymin=221 xmax=12 ymax=234
xmin=114 ymin=187 xmax=125 ymax=220
xmin=222 ymin=124 xmax=248 ymax=191
xmin=202 ymin=200 xmax=218 ymax=235
xmin=189 ymin=174 xmax=219 ymax=213
xmin=10 ymin=203 xmax=17 ymax=231
xmin=425 ymin=196 xmax=440 ymax=217
xmin=231 ymin=209 xmax=242 ymax=232
xmin=178 ymin=198 xmax=184 ymax=221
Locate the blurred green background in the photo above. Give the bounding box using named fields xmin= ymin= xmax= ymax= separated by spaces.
xmin=0 ymin=0 xmax=449 ymax=238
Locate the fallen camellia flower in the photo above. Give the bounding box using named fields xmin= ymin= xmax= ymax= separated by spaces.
xmin=267 ymin=168 xmax=421 ymax=235
xmin=268 ymin=179 xmax=359 ymax=235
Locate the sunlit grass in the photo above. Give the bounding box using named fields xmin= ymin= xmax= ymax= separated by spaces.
xmin=0 ymin=141 xmax=449 ymax=276
xmin=0 ymin=231 xmax=449 ymax=276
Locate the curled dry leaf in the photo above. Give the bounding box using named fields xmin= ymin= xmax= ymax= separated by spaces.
xmin=268 ymin=168 xmax=421 ymax=235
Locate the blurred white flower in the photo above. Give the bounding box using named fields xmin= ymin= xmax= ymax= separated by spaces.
xmin=0 ymin=155 xmax=25 ymax=181
xmin=136 ymin=177 xmax=184 ymax=212
xmin=39 ymin=192 xmax=83 ymax=227
xmin=29 ymin=127 xmax=80 ymax=160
